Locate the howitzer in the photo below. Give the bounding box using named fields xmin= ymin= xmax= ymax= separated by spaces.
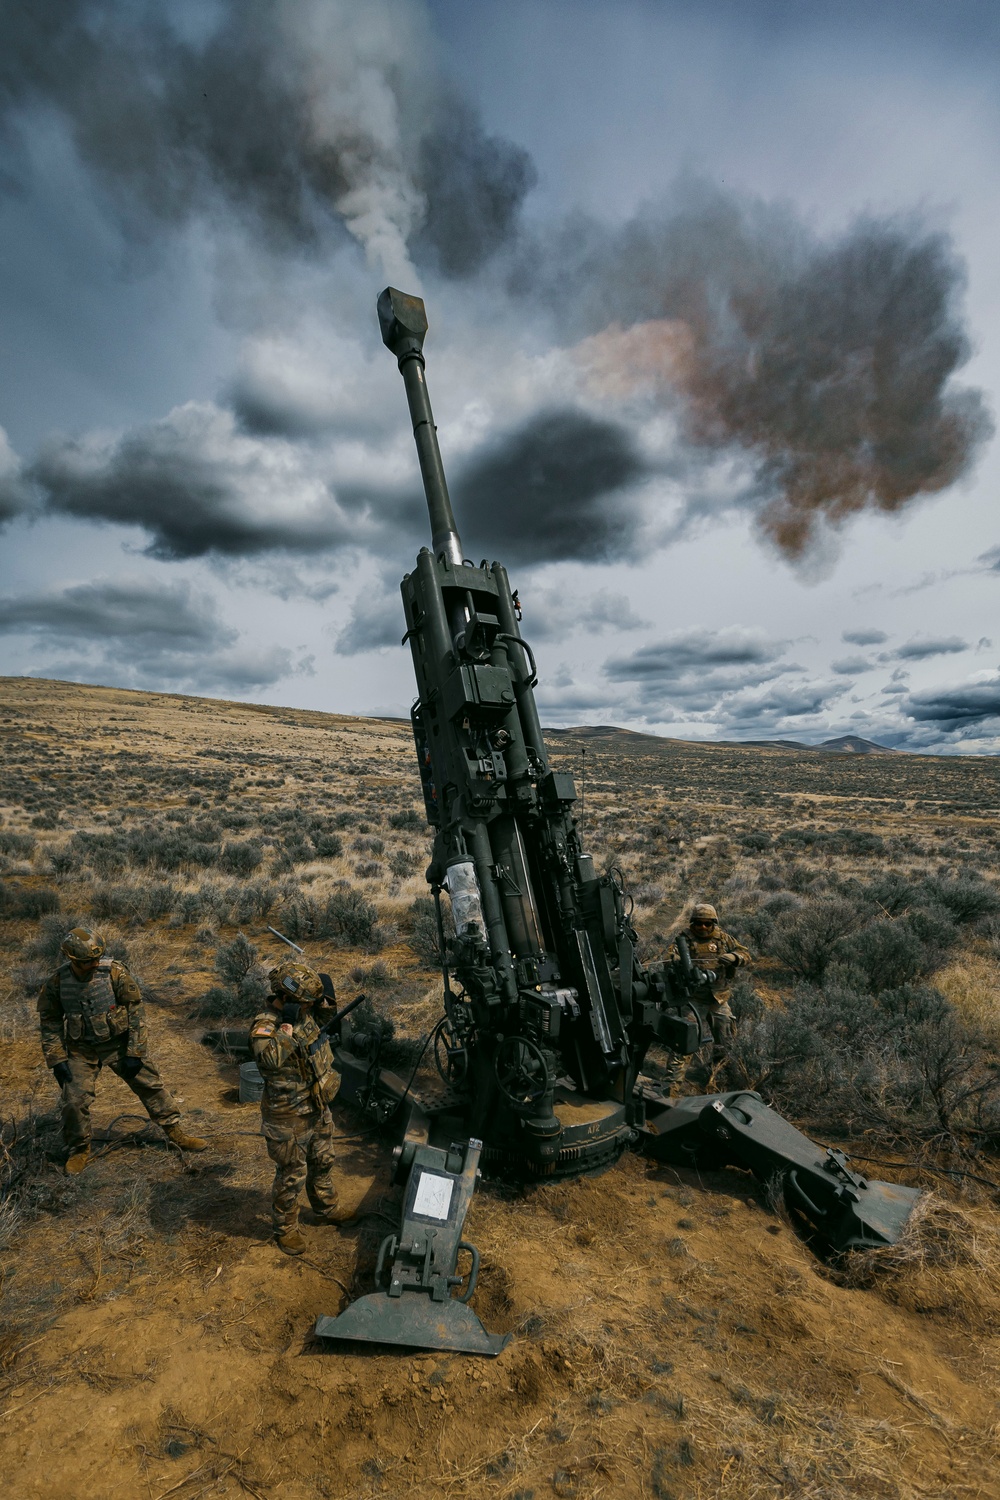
xmin=379 ymin=285 xmax=714 ymax=1172
xmin=317 ymin=290 xmax=919 ymax=1357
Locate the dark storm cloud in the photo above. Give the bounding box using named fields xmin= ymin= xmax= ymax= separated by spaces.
xmin=603 ymin=627 xmax=796 ymax=713
xmin=0 ymin=1 xmax=534 ymax=277
xmin=831 ymin=655 xmax=874 ymax=676
xmin=722 ymin=681 xmax=844 ymax=727
xmin=0 ymin=576 xmax=301 ymax=692
xmin=605 ymin=627 xmax=784 ymax=682
xmin=411 ymin=95 xmax=537 ymax=278
xmin=512 ymin=181 xmax=991 ymax=560
xmin=335 ymin=581 xmax=403 ymax=656
xmin=451 ymin=409 xmax=646 ymax=565
xmin=0 ymin=577 xmax=232 ymax=648
xmin=229 ymin=383 xmax=336 ymax=443
xmin=0 ymin=472 xmax=30 ymax=526
xmin=891 ymin=635 xmax=969 ymax=661
xmin=904 ymin=676 xmax=1000 ymax=726
xmin=842 ymin=627 xmax=888 ymax=645
xmin=29 ymin=404 xmax=357 ymax=559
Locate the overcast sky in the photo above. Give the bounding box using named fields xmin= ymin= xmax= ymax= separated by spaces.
xmin=1 ymin=0 xmax=999 ymax=752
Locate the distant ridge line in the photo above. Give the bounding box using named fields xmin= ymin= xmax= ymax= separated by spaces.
xmin=543 ymin=726 xmax=899 ymax=754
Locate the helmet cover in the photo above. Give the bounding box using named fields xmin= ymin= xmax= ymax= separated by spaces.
xmin=269 ymin=960 xmax=324 ymax=1002
xmin=61 ymin=927 xmax=106 ymax=962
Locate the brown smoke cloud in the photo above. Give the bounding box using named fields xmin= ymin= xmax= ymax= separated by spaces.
xmin=520 ymin=185 xmax=992 ymax=559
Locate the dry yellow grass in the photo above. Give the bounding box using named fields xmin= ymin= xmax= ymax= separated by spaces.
xmin=1 ymin=678 xmax=1000 ymax=1498
xmin=935 ymin=955 xmax=1000 ymax=1047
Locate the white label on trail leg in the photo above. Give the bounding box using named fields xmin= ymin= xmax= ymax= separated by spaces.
xmin=413 ymin=1172 xmax=454 ymax=1221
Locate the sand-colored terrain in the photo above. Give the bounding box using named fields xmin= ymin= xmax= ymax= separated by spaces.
xmin=1 ymin=677 xmax=999 ymax=1499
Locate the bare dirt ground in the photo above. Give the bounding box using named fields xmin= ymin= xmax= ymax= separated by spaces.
xmin=1 ymin=677 xmax=999 ymax=1500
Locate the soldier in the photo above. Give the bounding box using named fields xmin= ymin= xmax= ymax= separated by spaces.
xmin=667 ymin=902 xmax=752 ymax=1080
xmin=38 ymin=927 xmax=208 ymax=1174
xmin=249 ymin=960 xmax=342 ymax=1256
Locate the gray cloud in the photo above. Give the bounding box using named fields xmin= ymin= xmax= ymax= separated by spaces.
xmin=722 ymin=681 xmax=847 ymax=730
xmin=605 ymin=626 xmax=785 ymax=681
xmin=335 ymin=582 xmax=403 ymax=656
xmin=411 ymin=94 xmax=537 ymax=278
xmin=603 ymin=627 xmax=797 ymax=714
xmin=831 ymin=655 xmax=873 ymax=675
xmin=30 ymin=403 xmax=361 ymax=559
xmin=452 ymin=409 xmax=647 ymax=565
xmin=0 ymin=427 xmax=34 ymax=525
xmin=28 ymin=397 xmax=653 ymax=567
xmin=0 ymin=577 xmax=233 ymax=649
xmin=978 ymin=545 xmax=1000 ymax=572
xmin=0 ymin=1 xmax=534 ymax=281
xmin=513 ymin=181 xmax=991 ymax=560
xmin=0 ymin=576 xmax=302 ymax=692
xmin=904 ymin=675 xmax=1000 ymax=726
xmin=521 ymin=587 xmax=649 ymax=641
xmin=842 ymin=627 xmax=888 ymax=645
xmin=891 ymin=635 xmax=969 ymax=661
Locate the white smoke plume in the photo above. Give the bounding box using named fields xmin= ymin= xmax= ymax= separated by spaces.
xmin=0 ymin=0 xmax=532 ymax=285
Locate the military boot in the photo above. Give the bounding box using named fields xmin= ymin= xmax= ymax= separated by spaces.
xmin=312 ymin=1208 xmax=348 ymax=1227
xmin=65 ymin=1148 xmax=90 ymax=1175
xmin=165 ymin=1124 xmax=208 ymax=1152
xmin=275 ymin=1227 xmax=307 ymax=1256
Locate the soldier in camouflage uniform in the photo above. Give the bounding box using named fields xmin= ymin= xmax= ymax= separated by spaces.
xmin=250 ymin=960 xmax=342 ymax=1256
xmin=666 ymin=903 xmax=752 ymax=1085
xmin=38 ymin=927 xmax=208 ymax=1174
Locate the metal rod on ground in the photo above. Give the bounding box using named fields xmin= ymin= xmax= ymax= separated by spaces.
xmin=267 ymin=926 xmax=304 ymax=953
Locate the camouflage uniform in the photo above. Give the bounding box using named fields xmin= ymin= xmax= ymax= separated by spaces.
xmin=249 ymin=1005 xmax=341 ymax=1237
xmin=38 ymin=958 xmax=181 ymax=1152
xmin=664 ymin=906 xmax=752 ymax=1087
xmin=666 ymin=924 xmax=752 ymax=1051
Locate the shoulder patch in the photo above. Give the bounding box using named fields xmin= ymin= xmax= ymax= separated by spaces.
xmin=251 ymin=1022 xmax=276 ymax=1038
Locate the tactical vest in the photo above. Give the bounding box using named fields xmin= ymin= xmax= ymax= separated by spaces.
xmin=58 ymin=960 xmax=130 ymax=1045
xmin=687 ymin=935 xmax=732 ymax=1001
xmin=255 ymin=1010 xmax=339 ymax=1116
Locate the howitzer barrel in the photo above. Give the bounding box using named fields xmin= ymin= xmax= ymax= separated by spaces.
xmin=378 ymin=287 xmax=463 ymax=567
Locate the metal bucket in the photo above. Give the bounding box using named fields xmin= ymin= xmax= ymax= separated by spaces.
xmin=239 ymin=1061 xmax=264 ymax=1104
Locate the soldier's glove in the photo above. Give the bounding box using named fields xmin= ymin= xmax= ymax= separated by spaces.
xmin=51 ymin=1061 xmax=72 ymax=1087
xmin=121 ymin=1056 xmax=144 ymax=1079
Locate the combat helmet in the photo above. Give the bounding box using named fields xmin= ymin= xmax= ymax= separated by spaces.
xmin=61 ymin=927 xmax=106 ymax=962
xmin=690 ymin=903 xmax=718 ymax=926
xmin=269 ymin=960 xmax=324 ymax=1002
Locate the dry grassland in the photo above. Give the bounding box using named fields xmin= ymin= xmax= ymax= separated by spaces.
xmin=1 ymin=676 xmax=1000 ymax=1499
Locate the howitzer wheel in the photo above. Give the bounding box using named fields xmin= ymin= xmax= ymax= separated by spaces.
xmin=494 ymin=1036 xmax=550 ymax=1111
xmin=435 ymin=1020 xmax=469 ymax=1086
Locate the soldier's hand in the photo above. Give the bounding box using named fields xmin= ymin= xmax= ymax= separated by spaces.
xmin=279 ymin=1023 xmax=294 ymax=1036
xmin=52 ymin=1060 xmax=72 ymax=1087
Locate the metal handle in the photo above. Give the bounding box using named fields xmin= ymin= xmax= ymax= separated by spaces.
xmin=375 ymin=1233 xmax=398 ymax=1287
xmin=497 ymin=632 xmax=538 ymax=688
xmin=454 ymin=1241 xmax=480 ymax=1303
xmin=785 ymin=1169 xmax=825 ymax=1221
